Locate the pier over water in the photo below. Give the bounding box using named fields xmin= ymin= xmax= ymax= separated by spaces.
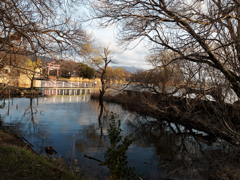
xmin=34 ymin=80 xmax=97 ymax=96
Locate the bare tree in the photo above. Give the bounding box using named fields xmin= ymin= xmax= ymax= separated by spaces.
xmin=89 ymin=0 xmax=240 ymax=99
xmin=24 ymin=58 xmax=42 ymax=90
xmin=0 ymin=0 xmax=90 ymax=84
xmin=90 ymin=46 xmax=113 ymax=105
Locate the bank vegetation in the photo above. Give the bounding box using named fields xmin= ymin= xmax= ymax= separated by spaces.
xmin=0 ymin=129 xmax=85 ymax=180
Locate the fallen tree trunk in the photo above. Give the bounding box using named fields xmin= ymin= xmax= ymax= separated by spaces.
xmin=101 ymin=90 xmax=240 ymax=146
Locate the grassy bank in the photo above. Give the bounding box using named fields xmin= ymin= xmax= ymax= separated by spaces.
xmin=0 ymin=130 xmax=83 ymax=180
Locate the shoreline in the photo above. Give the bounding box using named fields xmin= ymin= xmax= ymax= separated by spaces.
xmin=0 ymin=127 xmax=83 ymax=180
xmin=92 ymin=91 xmax=240 ymax=146
xmin=0 ymin=86 xmax=42 ymax=98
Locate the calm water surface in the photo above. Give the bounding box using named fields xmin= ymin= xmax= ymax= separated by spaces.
xmin=0 ymin=95 xmax=233 ymax=179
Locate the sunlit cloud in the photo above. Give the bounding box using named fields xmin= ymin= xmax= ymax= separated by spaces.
xmin=85 ymin=25 xmax=151 ymax=69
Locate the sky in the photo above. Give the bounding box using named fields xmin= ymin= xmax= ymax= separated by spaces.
xmin=84 ymin=21 xmax=152 ymax=70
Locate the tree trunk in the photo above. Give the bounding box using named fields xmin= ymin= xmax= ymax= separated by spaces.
xmin=31 ymin=73 xmax=35 ymax=90
xmin=99 ymin=89 xmax=104 ymax=107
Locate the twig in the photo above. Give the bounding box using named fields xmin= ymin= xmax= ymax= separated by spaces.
xmin=21 ymin=136 xmax=34 ymax=147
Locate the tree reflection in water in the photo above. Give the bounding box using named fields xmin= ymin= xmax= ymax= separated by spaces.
xmin=22 ymin=97 xmax=51 ymax=154
xmin=0 ymin=100 xmax=6 ymax=109
xmin=125 ymin=115 xmax=240 ymax=179
xmin=22 ymin=97 xmax=39 ymax=135
xmin=5 ymin=97 xmax=234 ymax=179
xmin=75 ymin=101 xmax=139 ymax=179
xmin=104 ymin=112 xmax=138 ymax=180
xmin=75 ymin=101 xmax=110 ymax=153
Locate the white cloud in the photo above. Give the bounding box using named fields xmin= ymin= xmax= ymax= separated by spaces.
xmin=85 ymin=24 xmax=151 ymax=70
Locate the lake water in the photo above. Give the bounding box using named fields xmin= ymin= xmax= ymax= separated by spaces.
xmin=0 ymin=95 xmax=236 ymax=180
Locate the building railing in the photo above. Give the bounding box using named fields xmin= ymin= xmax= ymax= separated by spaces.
xmin=34 ymin=80 xmax=93 ymax=88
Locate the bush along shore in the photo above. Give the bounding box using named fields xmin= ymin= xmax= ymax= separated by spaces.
xmin=0 ymin=129 xmax=84 ymax=180
xmin=0 ymin=86 xmax=42 ymax=98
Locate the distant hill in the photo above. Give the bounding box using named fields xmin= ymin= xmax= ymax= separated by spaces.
xmin=110 ymin=65 xmax=145 ymax=73
xmin=38 ymin=57 xmax=145 ymax=74
xmin=39 ymin=56 xmax=53 ymax=62
xmin=38 ymin=56 xmax=55 ymax=68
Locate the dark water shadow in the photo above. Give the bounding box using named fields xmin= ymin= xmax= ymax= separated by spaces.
xmin=124 ymin=114 xmax=240 ymax=179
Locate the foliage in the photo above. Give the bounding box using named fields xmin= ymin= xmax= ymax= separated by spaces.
xmin=79 ymin=64 xmax=95 ymax=79
xmin=104 ymin=112 xmax=138 ymax=180
xmin=89 ymin=55 xmax=104 ymax=67
xmin=59 ymin=60 xmax=95 ymax=79
xmin=113 ymin=67 xmax=125 ymax=81
xmin=81 ymin=43 xmax=96 ymax=56
xmin=25 ymin=58 xmax=42 ymax=71
xmin=96 ymin=66 xmax=126 ymax=85
xmin=59 ymin=60 xmax=77 ymax=77
xmin=0 ymin=101 xmax=6 ymax=109
xmin=103 ymin=67 xmax=114 ymax=81
xmin=103 ymin=67 xmax=126 ymax=82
